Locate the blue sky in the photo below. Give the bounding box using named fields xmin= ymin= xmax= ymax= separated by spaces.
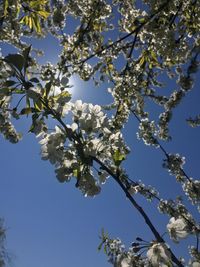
xmin=0 ymin=22 xmax=200 ymax=267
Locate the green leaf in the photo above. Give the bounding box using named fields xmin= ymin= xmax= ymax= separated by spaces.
xmin=26 ymin=95 xmax=31 ymax=109
xmin=28 ymin=16 xmax=33 ymax=29
xmin=107 ymin=63 xmax=114 ymax=71
xmin=22 ymin=45 xmax=32 ymax=72
xmin=52 ymin=91 xmax=71 ymax=102
xmin=104 ymin=245 xmax=108 ymax=255
xmin=97 ymin=228 xmax=109 ymax=253
xmin=29 ymin=0 xmax=48 ymax=9
xmin=97 ymin=241 xmax=104 ymax=251
xmin=3 ymin=0 xmax=9 ymax=16
xmin=0 ymin=88 xmax=11 ymax=95
xmin=150 ymin=50 xmax=157 ymax=62
xmin=139 ymin=17 xmax=146 ymax=23
xmin=4 ymin=54 xmax=24 ymax=72
xmin=37 ymin=10 xmax=50 ymax=19
xmin=44 ymin=81 xmax=52 ymax=97
xmin=34 ymin=99 xmax=43 ymax=111
xmin=73 ymin=169 xmax=78 ymax=177
xmin=139 ymin=55 xmax=145 ymax=67
xmin=19 ymin=15 xmax=27 ymax=24
xmin=32 ymin=14 xmax=41 ymax=33
xmin=28 ymin=124 xmax=35 ymax=133
xmin=15 ymin=89 xmax=25 ymax=94
xmin=3 ymin=80 xmax=16 ymax=87
xmin=112 ymin=149 xmax=126 ymax=166
xmin=149 ymin=63 xmax=153 ymax=69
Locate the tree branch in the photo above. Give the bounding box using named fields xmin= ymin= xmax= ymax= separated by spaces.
xmin=131 ymin=109 xmax=193 ymax=183
xmin=92 ymin=156 xmax=183 ymax=267
xmin=66 ymin=0 xmax=172 ymax=68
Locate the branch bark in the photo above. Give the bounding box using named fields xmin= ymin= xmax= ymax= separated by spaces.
xmin=93 ymin=156 xmax=184 ymax=267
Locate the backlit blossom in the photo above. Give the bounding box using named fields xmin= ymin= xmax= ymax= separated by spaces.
xmin=147 ymin=243 xmax=172 ymax=267
xmin=183 ymin=179 xmax=200 ymax=206
xmin=121 ymin=257 xmax=131 ymax=267
xmin=167 ymin=217 xmax=189 ymax=243
xmin=190 ymin=261 xmax=200 ymax=267
xmin=39 ymin=126 xmax=65 ymax=164
xmin=78 ymin=171 xmax=101 ymax=197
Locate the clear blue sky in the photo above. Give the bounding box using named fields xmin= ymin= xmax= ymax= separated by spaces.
xmin=0 ymin=29 xmax=200 ymax=267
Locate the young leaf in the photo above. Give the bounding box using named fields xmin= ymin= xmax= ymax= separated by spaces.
xmin=73 ymin=169 xmax=78 ymax=177
xmin=34 ymin=99 xmax=43 ymax=111
xmin=107 ymin=64 xmax=114 ymax=71
xmin=37 ymin=10 xmax=50 ymax=19
xmin=150 ymin=50 xmax=158 ymax=62
xmin=28 ymin=16 xmax=33 ymax=29
xmin=15 ymin=89 xmax=25 ymax=94
xmin=53 ymin=91 xmax=71 ymax=100
xmin=32 ymin=14 xmax=41 ymax=33
xmin=112 ymin=149 xmax=126 ymax=166
xmin=97 ymin=241 xmax=104 ymax=251
xmin=3 ymin=0 xmax=9 ymax=16
xmin=26 ymin=95 xmax=31 ymax=109
xmin=139 ymin=55 xmax=145 ymax=67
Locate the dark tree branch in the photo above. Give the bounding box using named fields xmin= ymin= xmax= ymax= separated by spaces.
xmin=92 ymin=156 xmax=183 ymax=267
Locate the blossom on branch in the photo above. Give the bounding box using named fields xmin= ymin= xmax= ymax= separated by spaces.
xmin=167 ymin=217 xmax=189 ymax=243
xmin=146 ymin=242 xmax=172 ymax=267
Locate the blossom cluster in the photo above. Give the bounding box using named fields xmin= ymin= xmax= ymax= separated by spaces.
xmin=128 ymin=180 xmax=159 ymax=201
xmin=167 ymin=217 xmax=190 ymax=243
xmin=182 ymin=179 xmax=200 ymax=209
xmin=104 ymin=234 xmax=200 ymax=267
xmin=0 ymin=95 xmax=21 ymax=143
xmin=137 ymin=118 xmax=158 ymax=146
xmin=37 ymin=100 xmax=129 ymax=196
xmin=162 ymin=154 xmax=186 ymax=181
xmin=103 ymin=236 xmax=174 ymax=267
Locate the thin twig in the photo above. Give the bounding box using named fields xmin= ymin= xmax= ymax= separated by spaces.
xmin=131 ymin=108 xmax=192 ymax=182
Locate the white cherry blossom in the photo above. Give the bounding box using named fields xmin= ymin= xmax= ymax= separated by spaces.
xmin=120 ymin=257 xmax=131 ymax=267
xmin=39 ymin=126 xmax=65 ymax=164
xmin=71 ymin=100 xmax=87 ymax=118
xmin=78 ymin=171 xmax=101 ymax=197
xmin=190 ymin=261 xmax=200 ymax=267
xmin=147 ymin=243 xmax=172 ymax=267
xmin=167 ymin=217 xmax=189 ymax=243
